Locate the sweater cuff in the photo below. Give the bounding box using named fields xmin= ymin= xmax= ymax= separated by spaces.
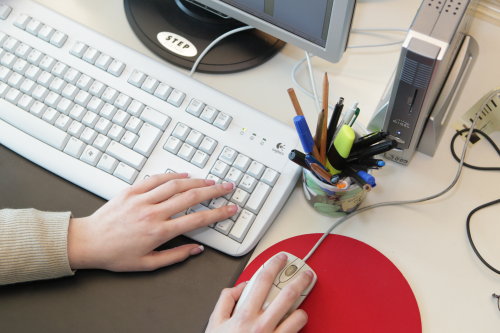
xmin=0 ymin=208 xmax=74 ymax=285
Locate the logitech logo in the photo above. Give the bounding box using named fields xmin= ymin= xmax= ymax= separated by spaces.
xmin=157 ymin=32 xmax=197 ymax=57
xmin=272 ymin=142 xmax=286 ymax=155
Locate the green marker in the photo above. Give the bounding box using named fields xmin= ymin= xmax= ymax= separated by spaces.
xmin=326 ymin=124 xmax=355 ymax=174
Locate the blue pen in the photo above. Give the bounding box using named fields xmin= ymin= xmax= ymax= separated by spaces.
xmin=357 ymin=170 xmax=376 ymax=187
xmin=293 ymin=115 xmax=320 ymax=159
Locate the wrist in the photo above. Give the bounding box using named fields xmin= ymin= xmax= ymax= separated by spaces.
xmin=67 ymin=216 xmax=93 ymax=270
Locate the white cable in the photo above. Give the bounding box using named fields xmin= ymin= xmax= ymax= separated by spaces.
xmin=348 ymin=40 xmax=405 ymax=49
xmin=302 ymin=91 xmax=496 ymax=262
xmin=189 ymin=25 xmax=254 ymax=77
xmin=305 ymin=51 xmax=322 ymax=114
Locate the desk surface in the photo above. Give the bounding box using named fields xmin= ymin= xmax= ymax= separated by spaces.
xmin=2 ymin=0 xmax=500 ymax=332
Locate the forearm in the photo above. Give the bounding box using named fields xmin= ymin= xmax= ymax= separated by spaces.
xmin=0 ymin=208 xmax=74 ymax=285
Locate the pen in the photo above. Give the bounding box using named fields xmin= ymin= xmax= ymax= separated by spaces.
xmin=343 ymin=166 xmax=372 ymax=191
xmin=287 ymin=88 xmax=304 ymax=116
xmin=326 ymin=97 xmax=344 ymax=146
xmin=293 ymin=115 xmax=321 ymax=161
xmin=321 ymin=73 xmax=329 ymax=163
xmin=355 ymin=158 xmax=386 ymax=168
xmin=325 ymin=124 xmax=355 ymax=174
xmin=357 ymin=170 xmax=376 ymax=187
xmin=339 ymin=102 xmax=358 ymax=131
xmin=351 ymin=131 xmax=388 ymax=151
xmin=288 ymin=149 xmax=310 ymax=170
xmin=348 ymin=139 xmax=397 ymax=161
xmin=348 ymin=107 xmax=360 ymax=127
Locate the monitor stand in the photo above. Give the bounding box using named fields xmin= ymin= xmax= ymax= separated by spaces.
xmin=124 ymin=0 xmax=285 ymax=74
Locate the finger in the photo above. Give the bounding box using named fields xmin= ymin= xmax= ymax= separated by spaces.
xmin=142 ymin=178 xmax=216 ymax=204
xmin=209 ymin=282 xmax=247 ymax=325
xmin=129 ymin=173 xmax=188 ymax=194
xmin=157 ymin=182 xmax=235 ymax=218
xmin=139 ymin=244 xmax=205 ymax=271
xmin=240 ymin=253 xmax=288 ymax=314
xmin=275 ymin=309 xmax=308 ymax=333
xmin=162 ymin=204 xmax=238 ymax=237
xmin=261 ymin=270 xmax=313 ymax=328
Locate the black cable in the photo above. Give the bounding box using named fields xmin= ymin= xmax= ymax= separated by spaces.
xmin=450 ymin=128 xmax=500 ymax=171
xmin=466 ymin=198 xmax=500 ymax=274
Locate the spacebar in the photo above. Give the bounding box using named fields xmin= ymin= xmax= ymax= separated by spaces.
xmin=0 ymin=106 xmax=69 ymax=150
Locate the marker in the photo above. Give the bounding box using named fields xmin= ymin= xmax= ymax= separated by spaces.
xmin=351 ymin=131 xmax=389 ymax=152
xmin=348 ymin=140 xmax=397 ymax=161
xmin=357 ymin=170 xmax=376 ymax=187
xmin=326 ymin=97 xmax=344 ymax=147
xmin=325 ymin=124 xmax=355 ymax=174
xmin=288 ymin=149 xmax=310 ymax=170
xmin=294 ymin=115 xmax=321 ymax=161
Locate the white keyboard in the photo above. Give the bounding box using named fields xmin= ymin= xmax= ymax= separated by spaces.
xmin=0 ymin=0 xmax=300 ymax=256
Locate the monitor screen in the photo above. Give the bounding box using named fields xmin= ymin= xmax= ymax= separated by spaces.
xmin=194 ymin=0 xmax=356 ymax=62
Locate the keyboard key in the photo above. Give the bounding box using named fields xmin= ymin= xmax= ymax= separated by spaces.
xmin=128 ymin=70 xmax=146 ymax=87
xmin=93 ymin=133 xmax=111 ymax=151
xmin=245 ymin=182 xmax=271 ymax=214
xmin=106 ymin=140 xmax=146 ymax=170
xmin=50 ymin=31 xmax=67 ymax=48
xmin=177 ymin=143 xmax=196 ymax=161
xmin=107 ymin=59 xmax=125 ymax=76
xmin=70 ymin=42 xmax=87 ymax=58
xmin=219 ymin=146 xmax=238 ymax=164
xmin=5 ymin=87 xmax=21 ymax=104
xmin=225 ymin=167 xmax=243 ymax=184
xmin=102 ymin=86 xmax=118 ymax=104
xmin=199 ymin=136 xmax=217 ymax=154
xmin=75 ymin=90 xmax=91 ymax=106
xmin=209 ymin=197 xmax=228 ymax=210
xmin=100 ymin=103 xmax=117 ymax=119
xmin=17 ymin=94 xmax=34 ymax=111
xmin=51 ymin=62 xmax=68 ymax=78
xmin=191 ymin=150 xmax=209 ymax=168
xmin=231 ymin=188 xmax=250 ymax=206
xmin=114 ymin=93 xmax=132 ymax=110
xmin=200 ymin=105 xmax=218 ymax=123
xmin=125 ymin=116 xmax=143 ymax=133
xmin=167 ymin=89 xmax=185 ymax=107
xmin=112 ymin=109 xmax=130 ymax=127
xmin=214 ymin=219 xmax=234 ymax=236
xmin=164 ymin=136 xmax=182 ymax=154
xmin=211 ymin=160 xmax=230 ymax=178
xmin=0 ymin=100 xmax=69 ymax=150
xmin=186 ymin=99 xmax=205 ymax=116
xmin=54 ymin=113 xmax=71 ymax=131
xmin=82 ymin=47 xmax=100 ymax=64
xmin=64 ymin=68 xmax=80 ymax=84
xmin=97 ymin=154 xmax=118 ymax=173
xmin=14 ymin=14 xmax=31 ymax=29
xmin=94 ymin=117 xmax=112 ymax=134
xmin=213 ymin=112 xmax=232 ymax=130
xmin=113 ymin=162 xmax=138 ymax=184
xmin=80 ymin=127 xmax=97 ymax=144
xmin=247 ymin=161 xmax=265 ymax=178
xmin=141 ymin=76 xmax=158 ymax=93
xmin=26 ymin=19 xmax=42 ymax=35
xmin=80 ymin=145 xmax=102 ymax=166
xmin=229 ymin=209 xmax=255 ymax=242
xmin=62 ymin=84 xmax=78 ymax=99
xmin=172 ymin=123 xmax=190 ymax=140
xmin=29 ymin=101 xmax=46 ymax=117
xmin=64 ymin=137 xmax=85 ymax=158
xmin=69 ymin=104 xmax=86 ymax=121
xmin=121 ymin=131 xmax=138 ymax=148
xmin=38 ymin=25 xmax=55 ymax=42
xmin=76 ymin=74 xmax=93 ymax=91
xmin=15 ymin=43 xmax=31 ymax=59
xmin=27 ymin=49 xmax=43 ymax=65
xmin=134 ymin=123 xmax=161 ymax=156
xmin=126 ymin=100 xmax=144 ymax=116
xmin=139 ymin=106 xmax=170 ymax=130
xmin=153 ymin=83 xmax=171 ymax=100
xmin=89 ymin=80 xmax=106 ymax=97
xmin=185 ymin=130 xmax=203 ymax=148
xmin=206 ymin=174 xmax=222 ymax=184
xmin=95 ymin=54 xmax=112 ymax=70
xmin=0 ymin=4 xmax=11 ymax=20
xmin=239 ymin=174 xmax=257 ymax=193
xmin=261 ymin=168 xmax=279 ymax=186
xmin=49 ymin=77 xmax=65 ymax=94
xmin=39 ymin=55 xmax=56 ymax=71
xmin=108 ymin=123 xmax=125 ymax=141
xmin=233 ymin=154 xmax=251 ymax=171
xmin=67 ymin=120 xmax=84 ymax=137
xmin=4 ymin=37 xmax=19 ymax=52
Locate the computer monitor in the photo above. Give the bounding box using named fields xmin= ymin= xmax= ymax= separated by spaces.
xmin=124 ymin=0 xmax=356 ymax=73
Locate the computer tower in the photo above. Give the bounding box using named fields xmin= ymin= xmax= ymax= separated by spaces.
xmin=368 ymin=0 xmax=479 ymax=165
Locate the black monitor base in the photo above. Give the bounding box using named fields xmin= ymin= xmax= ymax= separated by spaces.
xmin=124 ymin=0 xmax=285 ymax=74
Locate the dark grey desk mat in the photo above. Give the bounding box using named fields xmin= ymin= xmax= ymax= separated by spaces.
xmin=0 ymin=144 xmax=251 ymax=333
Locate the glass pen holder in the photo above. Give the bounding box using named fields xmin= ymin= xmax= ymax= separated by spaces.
xmin=302 ymin=168 xmax=368 ymax=217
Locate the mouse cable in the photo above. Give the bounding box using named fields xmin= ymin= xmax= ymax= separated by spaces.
xmin=302 ymin=91 xmax=497 ymax=262
xmin=450 ymin=128 xmax=500 ymax=171
xmin=466 ymin=198 xmax=500 ymax=274
xmin=188 ymin=25 xmax=254 ymax=77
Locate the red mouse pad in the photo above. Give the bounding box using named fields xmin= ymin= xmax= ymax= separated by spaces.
xmin=236 ymin=234 xmax=421 ymax=333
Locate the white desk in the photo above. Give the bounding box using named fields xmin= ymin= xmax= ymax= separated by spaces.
xmin=34 ymin=1 xmax=500 ymax=332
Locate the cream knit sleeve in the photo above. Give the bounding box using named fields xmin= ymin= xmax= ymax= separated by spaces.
xmin=0 ymin=208 xmax=75 ymax=285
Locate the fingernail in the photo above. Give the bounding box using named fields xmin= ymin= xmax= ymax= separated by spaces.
xmin=227 ymin=204 xmax=238 ymax=214
xmin=180 ymin=172 xmax=189 ymax=178
xmin=190 ymin=245 xmax=204 ymax=255
xmin=304 ymin=270 xmax=314 ymax=278
xmin=205 ymin=179 xmax=216 ymax=186
xmin=222 ymin=182 xmax=234 ymax=190
xmin=276 ymin=253 xmax=288 ymax=261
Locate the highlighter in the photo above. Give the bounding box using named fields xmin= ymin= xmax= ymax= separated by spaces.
xmin=326 ymin=124 xmax=355 ymax=174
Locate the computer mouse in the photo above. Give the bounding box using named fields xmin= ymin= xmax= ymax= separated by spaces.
xmin=235 ymin=251 xmax=317 ymax=316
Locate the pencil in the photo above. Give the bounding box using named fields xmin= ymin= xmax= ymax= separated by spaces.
xmin=321 ymin=73 xmax=329 ymax=163
xmin=287 ymin=88 xmax=304 ymax=116
xmin=314 ymin=109 xmax=324 ymax=152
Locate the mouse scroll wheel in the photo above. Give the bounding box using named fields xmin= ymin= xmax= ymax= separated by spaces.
xmin=284 ymin=264 xmax=298 ymax=277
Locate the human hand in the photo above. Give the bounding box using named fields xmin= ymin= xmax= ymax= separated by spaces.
xmin=67 ymin=173 xmax=237 ymax=271
xmin=205 ymin=253 xmax=313 ymax=333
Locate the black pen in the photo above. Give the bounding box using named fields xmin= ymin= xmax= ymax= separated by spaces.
xmin=348 ymin=140 xmax=397 ymax=161
xmin=342 ymin=166 xmax=372 ymax=191
xmin=326 ymin=97 xmax=344 ymax=147
xmin=351 ymin=131 xmax=388 ymax=152
xmin=288 ymin=149 xmax=310 ymax=170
